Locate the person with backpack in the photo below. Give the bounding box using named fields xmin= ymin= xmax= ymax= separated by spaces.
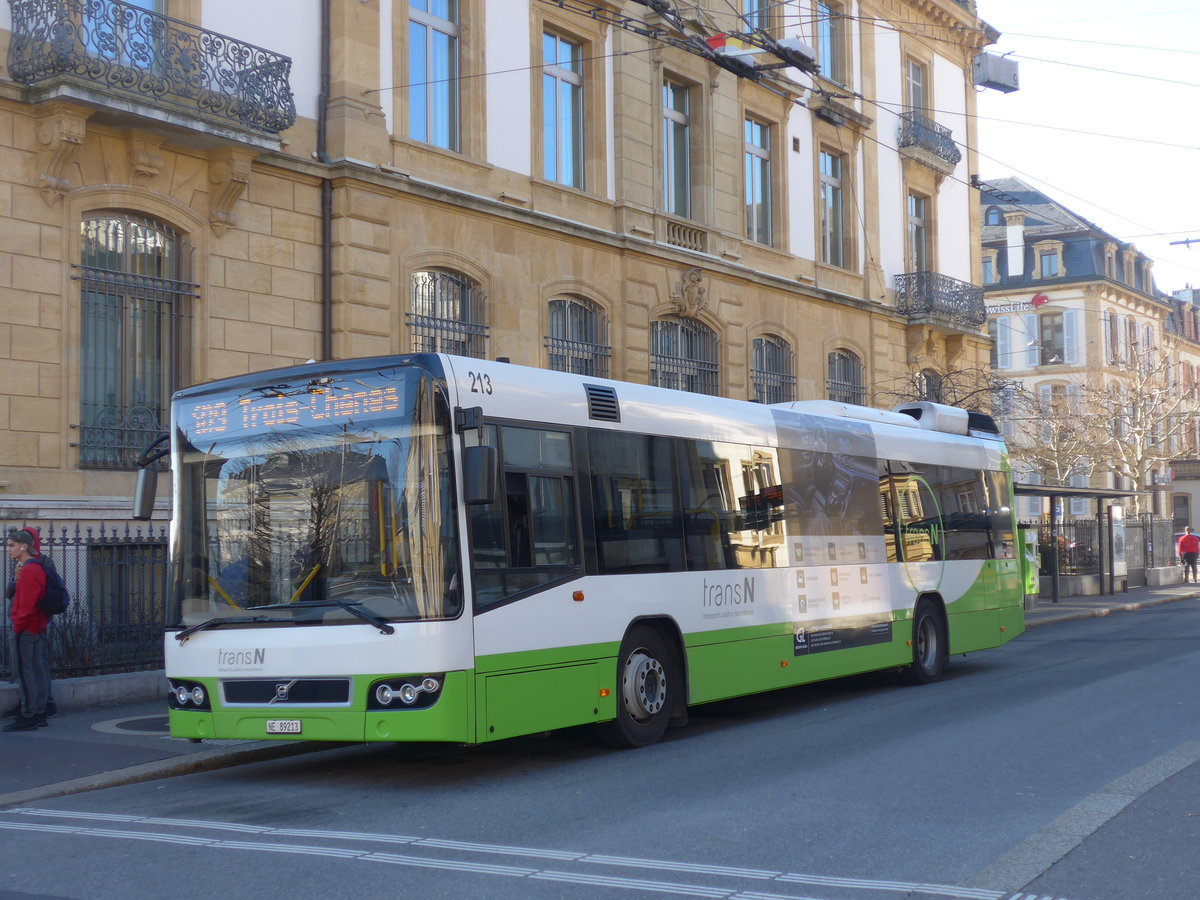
xmin=4 ymin=527 xmax=50 ymax=731
xmin=3 ymin=526 xmax=57 ymax=723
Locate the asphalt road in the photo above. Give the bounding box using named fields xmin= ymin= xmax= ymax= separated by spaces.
xmin=1 ymin=599 xmax=1198 ymax=900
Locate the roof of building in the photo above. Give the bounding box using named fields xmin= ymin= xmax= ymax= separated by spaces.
xmin=980 ymin=177 xmax=1109 ymax=243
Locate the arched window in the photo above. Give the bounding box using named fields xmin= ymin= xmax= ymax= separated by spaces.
xmin=78 ymin=212 xmax=195 ymax=469
xmin=985 ymin=206 xmax=1003 ymax=226
xmin=826 ymin=348 xmax=865 ymax=404
xmin=409 ymin=269 xmax=488 ymax=358
xmin=650 ymin=316 xmax=719 ymax=395
xmin=916 ymin=368 xmax=944 ymax=403
xmin=546 ymin=296 xmax=611 ymax=377
xmin=751 ymin=334 xmax=796 ymax=403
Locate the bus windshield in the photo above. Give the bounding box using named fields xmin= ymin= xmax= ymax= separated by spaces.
xmin=169 ymin=367 xmax=461 ymax=629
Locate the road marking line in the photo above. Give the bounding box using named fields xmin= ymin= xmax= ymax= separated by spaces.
xmin=968 ymin=737 xmax=1200 ymax=893
xmin=532 ymin=869 xmax=732 ymax=896
xmin=1 ymin=807 xmax=1071 ymax=900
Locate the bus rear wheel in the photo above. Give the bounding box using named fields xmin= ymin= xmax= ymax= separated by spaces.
xmin=901 ymin=598 xmax=947 ymax=685
xmin=597 ymin=625 xmax=675 ymax=748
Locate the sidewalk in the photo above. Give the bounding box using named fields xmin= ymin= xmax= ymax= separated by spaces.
xmin=1 ymin=582 xmax=1196 ymax=808
xmin=1023 ymin=580 xmax=1200 ymax=628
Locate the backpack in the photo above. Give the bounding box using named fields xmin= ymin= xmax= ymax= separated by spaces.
xmin=29 ymin=556 xmax=69 ymax=617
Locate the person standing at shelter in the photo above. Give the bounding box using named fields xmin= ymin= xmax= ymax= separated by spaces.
xmin=1178 ymin=526 xmax=1200 ymax=584
xmin=4 ymin=528 xmax=49 ymax=731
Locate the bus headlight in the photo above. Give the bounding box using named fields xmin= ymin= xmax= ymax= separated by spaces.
xmin=367 ymin=674 xmax=444 ymax=710
xmin=168 ymin=679 xmax=212 ymax=711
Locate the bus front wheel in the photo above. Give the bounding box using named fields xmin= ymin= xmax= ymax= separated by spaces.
xmin=901 ymin=598 xmax=947 ymax=685
xmin=598 ymin=625 xmax=675 ymax=748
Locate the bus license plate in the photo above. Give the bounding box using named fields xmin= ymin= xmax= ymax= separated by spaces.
xmin=266 ymin=719 xmax=302 ymax=735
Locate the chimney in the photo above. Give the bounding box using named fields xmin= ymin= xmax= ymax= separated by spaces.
xmin=1004 ymin=211 xmax=1026 ymax=279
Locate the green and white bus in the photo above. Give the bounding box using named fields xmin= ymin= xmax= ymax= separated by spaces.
xmin=157 ymin=353 xmax=1023 ymax=748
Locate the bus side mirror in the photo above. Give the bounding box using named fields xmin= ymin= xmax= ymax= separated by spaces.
xmin=133 ymin=467 xmax=158 ymax=520
xmin=463 ymin=445 xmax=496 ymax=505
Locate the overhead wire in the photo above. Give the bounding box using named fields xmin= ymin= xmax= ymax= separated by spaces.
xmin=382 ymin=0 xmax=1200 ymax=280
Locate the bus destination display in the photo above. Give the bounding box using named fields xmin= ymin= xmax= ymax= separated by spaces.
xmin=184 ymin=384 xmax=402 ymax=438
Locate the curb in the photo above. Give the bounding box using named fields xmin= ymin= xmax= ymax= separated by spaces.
xmin=1025 ymin=592 xmax=1194 ymax=628
xmin=0 ymin=740 xmax=336 ymax=810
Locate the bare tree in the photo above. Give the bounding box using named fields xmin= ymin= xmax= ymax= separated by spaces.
xmin=1001 ymin=348 xmax=1199 ymax=515
xmin=1005 ymin=379 xmax=1101 ymax=487
xmin=1077 ymin=347 xmax=1199 ymax=514
xmin=872 ymin=365 xmax=1025 ymax=416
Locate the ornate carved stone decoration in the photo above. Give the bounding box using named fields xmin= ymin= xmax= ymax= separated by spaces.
xmin=36 ymin=102 xmax=91 ymax=205
xmin=208 ymin=147 xmax=256 ymax=236
xmin=668 ymin=267 xmax=708 ymax=317
xmin=128 ymin=131 xmax=165 ymax=185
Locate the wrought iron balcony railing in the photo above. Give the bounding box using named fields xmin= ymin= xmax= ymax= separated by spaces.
xmin=8 ymin=0 xmax=296 ymax=135
xmin=898 ymin=111 xmax=962 ymax=168
xmin=895 ymin=271 xmax=986 ymax=329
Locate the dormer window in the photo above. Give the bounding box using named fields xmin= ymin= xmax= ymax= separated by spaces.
xmin=1033 ymin=239 xmax=1065 ymax=279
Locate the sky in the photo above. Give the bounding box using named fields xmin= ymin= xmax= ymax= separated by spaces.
xmin=973 ymin=1 xmax=1200 ymax=294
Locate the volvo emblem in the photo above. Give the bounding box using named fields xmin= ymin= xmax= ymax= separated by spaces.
xmin=271 ymin=680 xmax=297 ymax=703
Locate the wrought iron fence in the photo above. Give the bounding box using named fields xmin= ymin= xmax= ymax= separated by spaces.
xmin=1 ymin=522 xmax=167 ymax=682
xmin=7 ymin=0 xmax=296 ymax=134
xmin=895 ymin=271 xmax=987 ymax=328
xmin=1023 ymin=515 xmax=1175 ymax=577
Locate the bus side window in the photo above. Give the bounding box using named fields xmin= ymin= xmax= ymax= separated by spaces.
xmin=471 ymin=425 xmax=581 ymax=609
xmin=588 ymin=432 xmax=683 ymax=574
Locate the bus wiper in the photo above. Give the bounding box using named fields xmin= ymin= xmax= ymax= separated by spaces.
xmin=255 ymin=600 xmax=396 ymax=635
xmin=174 ymin=615 xmax=280 ymax=642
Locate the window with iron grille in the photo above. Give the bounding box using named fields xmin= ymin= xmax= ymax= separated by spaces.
xmin=546 ymin=296 xmax=610 ymax=377
xmin=917 ymin=368 xmax=944 ymax=402
xmin=751 ymin=334 xmax=796 ymax=403
xmin=75 ymin=212 xmax=195 ymax=469
xmin=826 ymin=348 xmax=866 ymax=404
xmin=408 ymin=269 xmax=488 ymax=358
xmin=650 ymin=317 xmax=719 ymax=396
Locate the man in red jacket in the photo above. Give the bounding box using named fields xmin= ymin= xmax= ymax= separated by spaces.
xmin=1178 ymin=526 xmax=1200 ymax=584
xmin=4 ymin=527 xmax=49 ymax=731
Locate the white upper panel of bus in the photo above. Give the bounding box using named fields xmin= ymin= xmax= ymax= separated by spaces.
xmin=440 ymin=356 xmax=1006 ymax=472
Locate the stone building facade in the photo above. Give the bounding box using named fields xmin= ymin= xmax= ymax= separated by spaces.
xmin=0 ymin=0 xmax=996 ymax=523
xmin=980 ymin=177 xmax=1200 ymax=520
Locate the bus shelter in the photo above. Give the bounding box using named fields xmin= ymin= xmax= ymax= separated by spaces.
xmin=1013 ymin=483 xmax=1136 ymax=604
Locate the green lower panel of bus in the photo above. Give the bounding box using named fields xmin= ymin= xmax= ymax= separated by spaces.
xmin=476 ymin=660 xmax=616 ymax=742
xmin=685 ymin=631 xmax=909 ymax=704
xmin=168 ymin=671 xmax=474 ymax=743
